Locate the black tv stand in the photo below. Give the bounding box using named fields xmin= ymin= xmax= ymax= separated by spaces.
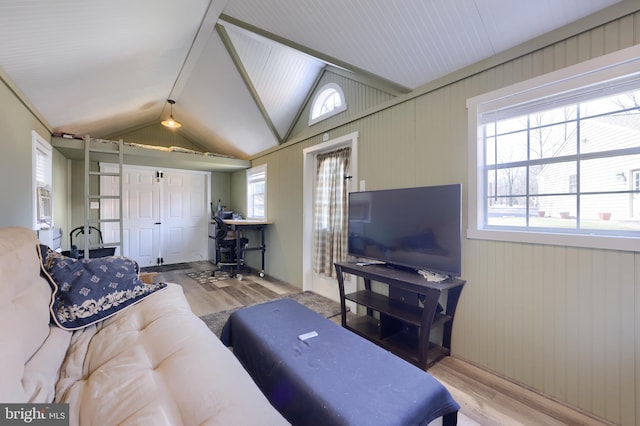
xmin=354 ymin=260 xmax=386 ymax=266
xmin=334 ymin=261 xmax=465 ymax=370
xmin=383 ymin=262 xmax=418 ymax=273
xmin=353 ymin=260 xmax=421 ymax=274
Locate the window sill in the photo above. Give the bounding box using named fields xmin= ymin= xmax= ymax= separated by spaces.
xmin=467 ymin=227 xmax=639 ymax=252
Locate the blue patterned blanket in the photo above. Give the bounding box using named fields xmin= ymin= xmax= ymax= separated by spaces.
xmin=39 ymin=245 xmax=166 ymax=330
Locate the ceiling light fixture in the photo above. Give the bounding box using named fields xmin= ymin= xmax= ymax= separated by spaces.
xmin=161 ymin=99 xmax=182 ymax=128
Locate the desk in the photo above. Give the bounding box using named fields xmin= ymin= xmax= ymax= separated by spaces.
xmin=223 ymin=220 xmax=272 ymax=277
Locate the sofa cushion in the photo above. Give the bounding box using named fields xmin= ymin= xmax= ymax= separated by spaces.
xmin=22 ymin=324 xmax=71 ymax=403
xmin=39 ymin=246 xmax=167 ymax=330
xmin=56 ymin=284 xmax=288 ymax=425
xmin=0 ymin=228 xmax=57 ymax=403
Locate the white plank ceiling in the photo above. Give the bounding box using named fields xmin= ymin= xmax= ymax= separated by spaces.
xmin=0 ymin=0 xmax=628 ymax=158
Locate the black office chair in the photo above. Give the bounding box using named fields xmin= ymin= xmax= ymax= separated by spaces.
xmin=213 ymin=216 xmax=248 ymax=276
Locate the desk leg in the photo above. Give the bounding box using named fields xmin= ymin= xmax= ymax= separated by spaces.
xmin=235 ymin=227 xmax=241 ymax=277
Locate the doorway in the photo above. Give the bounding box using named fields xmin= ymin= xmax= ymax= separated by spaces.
xmin=302 ymin=132 xmax=358 ymax=301
xmin=100 ymin=163 xmax=210 ymax=267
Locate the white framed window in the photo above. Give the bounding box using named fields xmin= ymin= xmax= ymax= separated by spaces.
xmin=309 ymin=83 xmax=347 ymax=126
xmin=32 ymin=131 xmax=53 ymax=229
xmin=467 ymin=45 xmax=640 ymax=252
xmin=247 ymin=164 xmax=267 ymax=219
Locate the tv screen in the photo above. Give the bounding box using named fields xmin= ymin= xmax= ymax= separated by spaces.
xmin=348 ymin=184 xmax=462 ymax=276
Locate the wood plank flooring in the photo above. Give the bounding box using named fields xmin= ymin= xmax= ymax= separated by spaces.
xmin=150 ymin=261 xmax=299 ymax=317
xmin=429 ymin=358 xmax=611 ymax=426
xmin=152 ymin=262 xmax=611 ymax=426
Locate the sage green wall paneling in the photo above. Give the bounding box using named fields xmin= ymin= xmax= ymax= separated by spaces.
xmin=357 ymin=101 xmax=417 ymax=190
xmin=414 ymin=85 xmax=468 ymax=186
xmin=52 ymin=149 xmax=70 ymax=247
xmin=0 ymin=78 xmax=51 ymax=229
xmin=211 ymin=171 xmax=231 ymax=217
xmin=69 ymin=160 xmax=84 ymax=241
xmin=451 ymin=11 xmax=640 ymax=425
xmin=272 ymin=146 xmax=305 ymax=283
xmin=240 ymin=142 xmax=308 ymax=284
xmin=229 ymin=169 xmax=246 ymax=217
xmin=252 ymin=10 xmax=640 ymax=425
xmin=289 ymin=70 xmax=396 ymax=141
xmin=66 ymin=159 xmax=100 ymax=248
xmin=111 ymin=123 xmax=207 ymax=152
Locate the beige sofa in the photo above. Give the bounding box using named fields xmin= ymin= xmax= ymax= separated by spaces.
xmin=0 ymin=227 xmax=288 ymax=425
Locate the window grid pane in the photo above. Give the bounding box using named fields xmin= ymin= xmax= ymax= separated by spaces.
xmin=247 ymin=166 xmax=267 ymax=219
xmin=483 ymin=86 xmax=640 ymax=235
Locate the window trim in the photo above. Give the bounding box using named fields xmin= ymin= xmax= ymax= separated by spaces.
xmin=246 ymin=164 xmax=267 ymax=220
xmin=32 ymin=131 xmax=53 ymax=230
xmin=308 ymin=83 xmax=347 ymax=126
xmin=467 ymin=44 xmax=640 ymax=252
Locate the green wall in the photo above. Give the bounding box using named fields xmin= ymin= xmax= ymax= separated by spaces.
xmin=249 ymin=9 xmax=640 ymax=425
xmin=0 ymin=76 xmax=55 ymax=230
xmin=116 ymin=125 xmax=232 ymax=210
xmin=111 ymin=123 xmax=207 ymax=152
xmin=1 ymin=6 xmax=639 ymax=422
xmin=211 ymin=171 xmax=231 ymax=215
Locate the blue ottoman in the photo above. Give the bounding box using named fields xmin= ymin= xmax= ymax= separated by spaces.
xmin=221 ymin=298 xmax=459 ymax=425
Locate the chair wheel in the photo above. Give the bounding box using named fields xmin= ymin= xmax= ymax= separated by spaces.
xmin=259 ymin=271 xmax=265 ymax=278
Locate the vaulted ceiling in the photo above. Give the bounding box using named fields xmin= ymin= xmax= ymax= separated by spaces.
xmin=0 ymin=0 xmax=629 ymax=159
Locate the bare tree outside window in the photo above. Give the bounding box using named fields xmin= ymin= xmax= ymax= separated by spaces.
xmin=484 ymin=89 xmax=640 ymax=233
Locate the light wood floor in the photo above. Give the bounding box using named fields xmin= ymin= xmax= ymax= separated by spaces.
xmin=152 ymin=262 xmax=611 ymax=426
xmin=146 ymin=261 xmax=300 ymax=317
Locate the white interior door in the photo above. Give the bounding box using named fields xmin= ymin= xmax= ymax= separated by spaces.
xmin=160 ymin=169 xmax=209 ymax=265
xmin=101 ymin=164 xmax=209 ymax=266
xmin=123 ymin=167 xmax=161 ymax=267
xmin=101 ymin=164 xmax=160 ymax=266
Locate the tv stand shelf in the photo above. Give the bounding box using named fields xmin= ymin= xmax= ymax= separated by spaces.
xmin=345 ymin=290 xmax=454 ymax=327
xmin=335 ymin=261 xmax=465 ymax=370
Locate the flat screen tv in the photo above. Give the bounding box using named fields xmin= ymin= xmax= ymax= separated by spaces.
xmin=348 ymin=184 xmax=462 ymax=276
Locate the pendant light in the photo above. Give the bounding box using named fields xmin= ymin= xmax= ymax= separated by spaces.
xmin=161 ymin=99 xmax=182 ymax=128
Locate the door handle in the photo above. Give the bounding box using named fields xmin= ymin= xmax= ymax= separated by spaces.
xmin=154 ymin=222 xmax=161 ymax=225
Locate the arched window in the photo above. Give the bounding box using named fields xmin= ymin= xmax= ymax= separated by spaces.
xmin=309 ymin=83 xmax=347 ymax=125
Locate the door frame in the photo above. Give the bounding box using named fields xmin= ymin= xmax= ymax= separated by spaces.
xmin=302 ymin=131 xmax=358 ymax=292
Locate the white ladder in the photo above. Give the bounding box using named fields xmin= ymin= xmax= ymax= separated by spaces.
xmin=83 ymin=135 xmax=124 ymax=258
